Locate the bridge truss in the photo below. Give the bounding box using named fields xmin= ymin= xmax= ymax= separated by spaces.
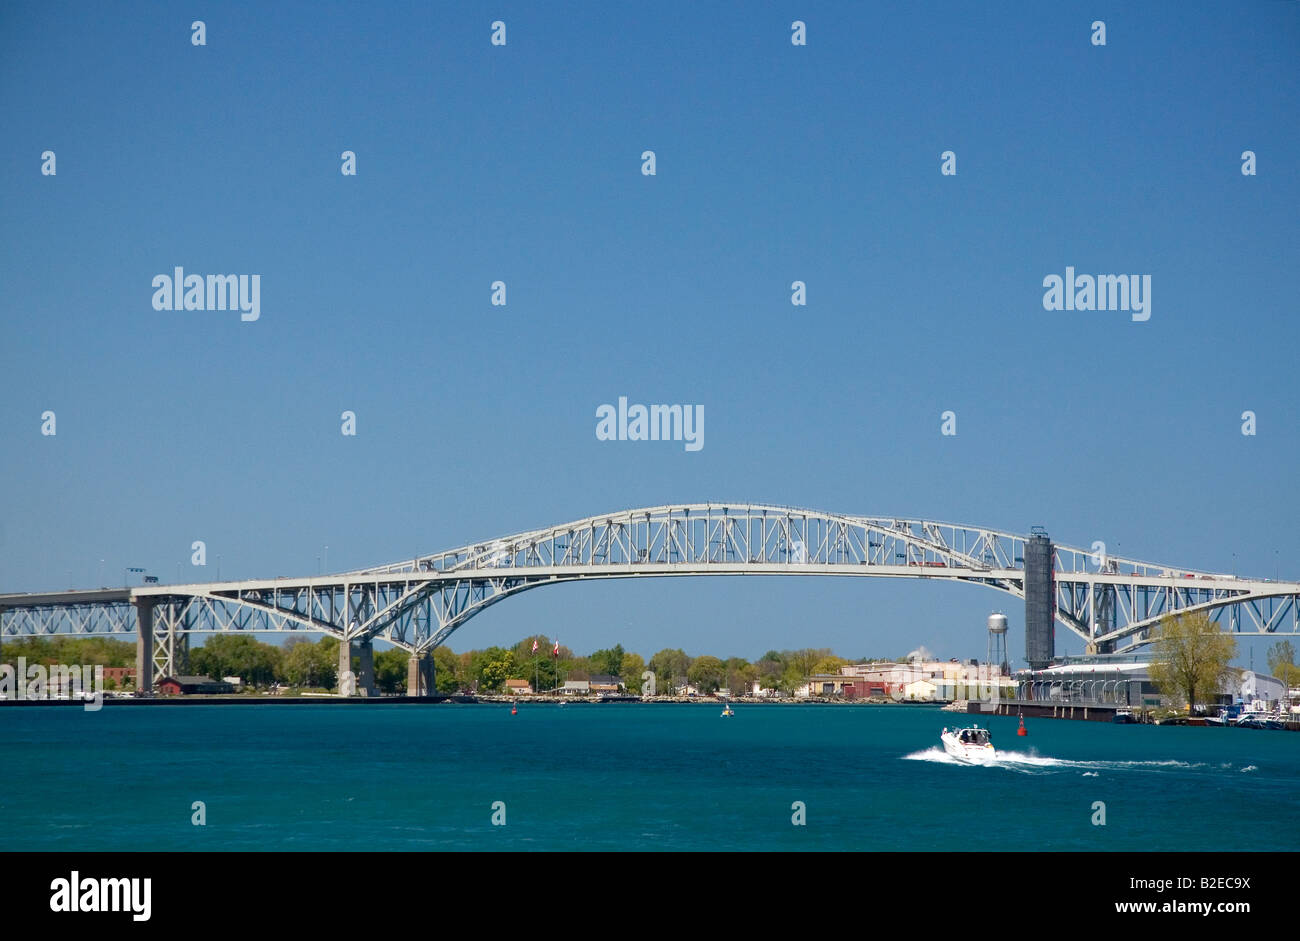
xmin=2 ymin=504 xmax=1297 ymax=684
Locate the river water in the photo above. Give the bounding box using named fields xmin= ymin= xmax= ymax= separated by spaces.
xmin=1 ymin=703 xmax=1294 ymax=851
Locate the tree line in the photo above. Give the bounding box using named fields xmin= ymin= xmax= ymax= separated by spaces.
xmin=446 ymin=638 xmax=867 ymax=695
xmin=1 ymin=634 xmax=880 ymax=696
xmin=14 ymin=618 xmax=1288 ymax=706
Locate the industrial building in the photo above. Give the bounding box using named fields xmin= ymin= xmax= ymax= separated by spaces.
xmin=1015 ymin=657 xmax=1163 ymax=708
xmin=1014 ymin=656 xmax=1287 ymax=710
xmin=796 ymin=658 xmax=1016 ymax=702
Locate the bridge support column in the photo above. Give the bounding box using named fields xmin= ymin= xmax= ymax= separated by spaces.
xmin=135 ymin=599 xmax=154 ymax=693
xmin=407 ymin=652 xmax=433 ymax=696
xmin=339 ymin=637 xmax=355 ymax=696
xmin=356 ymin=640 xmax=376 ymax=697
xmin=338 ymin=636 xmax=378 ymax=697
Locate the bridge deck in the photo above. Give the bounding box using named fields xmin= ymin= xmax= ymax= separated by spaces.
xmin=0 ymin=588 xmax=131 ymax=608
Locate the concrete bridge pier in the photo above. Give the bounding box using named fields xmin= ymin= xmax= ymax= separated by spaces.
xmin=338 ymin=636 xmax=353 ymax=694
xmin=356 ymin=640 xmax=376 ymax=697
xmin=406 ymin=652 xmax=434 ymax=695
xmin=337 ymin=636 xmax=378 ymax=697
xmin=134 ymin=599 xmax=154 ymax=693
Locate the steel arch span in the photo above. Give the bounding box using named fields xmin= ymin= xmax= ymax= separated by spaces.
xmin=3 ymin=503 xmax=1298 ymax=682
xmin=339 ymin=502 xmax=1299 ymax=654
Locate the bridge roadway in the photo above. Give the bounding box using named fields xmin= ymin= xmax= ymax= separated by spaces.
xmin=2 ymin=503 xmax=1297 ymax=695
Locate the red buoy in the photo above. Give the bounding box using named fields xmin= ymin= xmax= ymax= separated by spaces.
xmin=1017 ymin=714 xmax=1027 ymax=736
xmin=511 ymin=703 xmax=517 ymax=716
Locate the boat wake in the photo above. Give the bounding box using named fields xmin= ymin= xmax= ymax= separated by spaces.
xmin=902 ymin=747 xmax=1227 ymax=775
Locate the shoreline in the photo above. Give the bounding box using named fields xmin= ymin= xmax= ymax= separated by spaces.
xmin=0 ymin=694 xmax=942 ymax=708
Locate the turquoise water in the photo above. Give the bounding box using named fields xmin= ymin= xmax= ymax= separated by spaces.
xmin=1 ymin=703 xmax=1295 ymax=851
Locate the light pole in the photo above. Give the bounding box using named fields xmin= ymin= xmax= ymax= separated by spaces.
xmin=324 ymin=546 xmax=329 ymax=573
xmin=98 ymin=559 xmax=104 ymax=587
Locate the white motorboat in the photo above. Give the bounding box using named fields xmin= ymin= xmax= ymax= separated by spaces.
xmin=940 ymin=724 xmax=997 ymax=763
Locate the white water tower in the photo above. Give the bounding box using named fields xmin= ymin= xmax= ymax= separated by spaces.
xmin=987 ymin=612 xmax=1009 ymax=676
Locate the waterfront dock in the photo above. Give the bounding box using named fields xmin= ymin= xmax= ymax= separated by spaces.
xmin=973 ymin=699 xmax=1133 ymax=723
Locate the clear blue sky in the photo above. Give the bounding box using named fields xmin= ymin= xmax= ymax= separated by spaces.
xmin=2 ymin=1 xmax=1297 ymax=668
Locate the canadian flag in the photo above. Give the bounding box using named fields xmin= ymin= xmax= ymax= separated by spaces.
xmin=531 ymin=638 xmax=538 ymax=653
xmin=553 ymin=639 xmax=560 ymax=656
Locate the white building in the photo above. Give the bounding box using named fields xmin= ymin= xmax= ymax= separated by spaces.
xmin=1239 ymin=671 xmax=1284 ymax=704
xmin=903 ymin=679 xmax=938 ymax=701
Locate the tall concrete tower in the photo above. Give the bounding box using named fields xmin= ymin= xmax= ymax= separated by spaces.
xmin=1024 ymin=528 xmax=1054 ymax=670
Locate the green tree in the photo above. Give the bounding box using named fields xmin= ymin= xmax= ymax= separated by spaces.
xmin=590 ymin=644 xmax=626 ymax=677
xmin=778 ymin=665 xmax=804 ymax=694
xmin=788 ymin=648 xmax=835 ymax=677
xmin=3 ymin=636 xmax=137 ymax=670
xmin=456 ymin=651 xmax=475 ymax=690
xmin=734 ymin=657 xmax=759 ymax=691
xmin=283 ymin=637 xmax=337 ymax=688
xmin=1148 ymin=611 xmax=1237 ymax=712
xmin=373 ymin=647 xmax=409 ymax=694
xmin=648 ymin=648 xmax=690 ymax=689
xmin=476 ymin=647 xmax=515 ymax=692
xmin=432 ymin=646 xmax=461 ymax=693
xmin=190 ymin=635 xmax=283 ymax=686
xmin=755 ymin=651 xmax=786 ymax=685
xmin=688 ymin=655 xmax=726 ymax=693
xmin=508 ymin=635 xmax=554 ymax=687
xmin=562 ymin=655 xmax=592 ymax=681
xmin=316 ymin=636 xmax=339 ymax=688
xmin=812 ymin=655 xmax=849 ymax=676
xmin=621 ymin=652 xmax=646 ymax=693
xmin=529 ymin=654 xmax=559 ymax=692
xmin=1266 ymin=640 xmax=1299 ymax=691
